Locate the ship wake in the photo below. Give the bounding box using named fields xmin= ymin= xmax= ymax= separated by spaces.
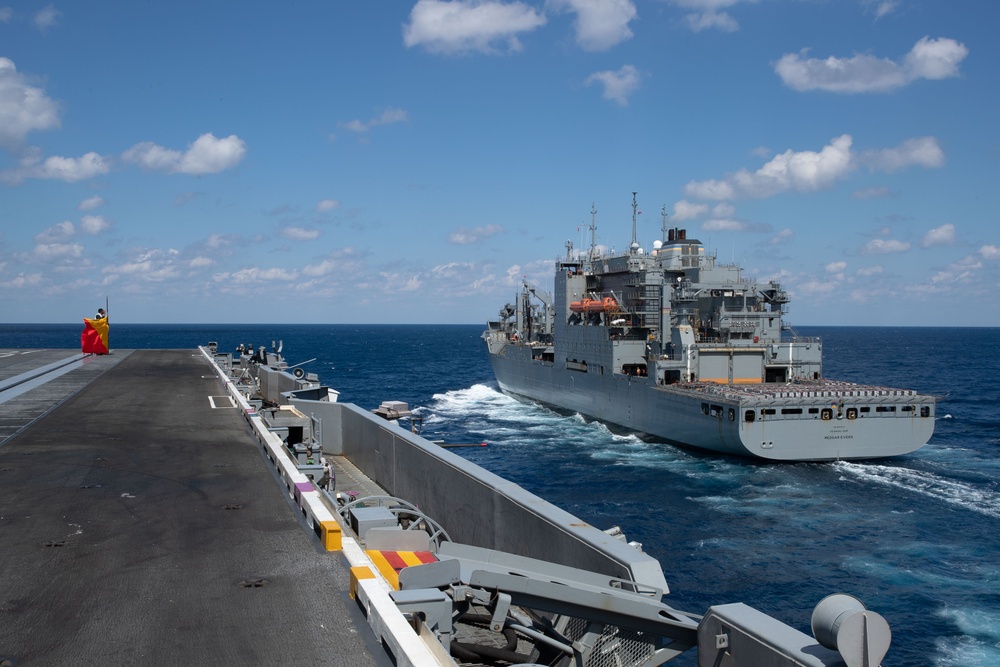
xmin=834 ymin=461 xmax=1000 ymax=519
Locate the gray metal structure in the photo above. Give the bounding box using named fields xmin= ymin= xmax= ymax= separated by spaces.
xmin=222 ymin=342 xmax=896 ymax=666
xmin=484 ymin=195 xmax=935 ymax=460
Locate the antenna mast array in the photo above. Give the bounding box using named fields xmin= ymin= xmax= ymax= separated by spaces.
xmin=629 ymin=192 xmax=639 ymax=254
xmin=588 ymin=203 xmax=599 ymax=260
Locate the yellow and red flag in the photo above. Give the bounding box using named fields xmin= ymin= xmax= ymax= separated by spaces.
xmin=81 ymin=318 xmax=109 ymax=354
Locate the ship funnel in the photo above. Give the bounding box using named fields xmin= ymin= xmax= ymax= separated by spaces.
xmin=811 ymin=594 xmax=891 ymax=667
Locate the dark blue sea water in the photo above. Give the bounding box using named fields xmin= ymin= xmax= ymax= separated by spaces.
xmin=3 ymin=323 xmax=998 ymax=666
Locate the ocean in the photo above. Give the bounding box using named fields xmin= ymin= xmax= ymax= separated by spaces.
xmin=3 ymin=323 xmax=998 ymax=666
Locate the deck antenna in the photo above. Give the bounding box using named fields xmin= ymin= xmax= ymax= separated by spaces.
xmin=660 ymin=204 xmax=669 ymax=243
xmin=630 ymin=192 xmax=639 ymax=254
xmin=589 ymin=203 xmax=598 ymax=260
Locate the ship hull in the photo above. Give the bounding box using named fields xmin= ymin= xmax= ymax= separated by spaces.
xmin=488 ymin=344 xmax=933 ymax=462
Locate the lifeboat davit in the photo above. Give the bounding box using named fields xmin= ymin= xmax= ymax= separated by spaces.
xmin=570 ymin=297 xmax=617 ymax=313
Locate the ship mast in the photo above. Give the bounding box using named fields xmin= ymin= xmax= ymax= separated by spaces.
xmin=661 ymin=205 xmax=669 ymax=243
xmin=589 ymin=203 xmax=599 ymax=260
xmin=630 ymin=192 xmax=639 ymax=254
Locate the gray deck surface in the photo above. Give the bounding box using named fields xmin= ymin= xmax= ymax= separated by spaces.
xmin=0 ymin=349 xmax=387 ymax=666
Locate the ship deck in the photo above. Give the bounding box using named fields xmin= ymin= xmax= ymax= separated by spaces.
xmin=662 ymin=378 xmax=926 ymax=403
xmin=0 ymin=349 xmax=389 ymax=666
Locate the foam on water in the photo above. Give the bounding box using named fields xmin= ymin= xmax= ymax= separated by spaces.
xmin=933 ymin=607 xmax=1000 ymax=667
xmin=932 ymin=637 xmax=1000 ymax=667
xmin=938 ymin=607 xmax=1000 ymax=642
xmin=842 ymin=555 xmax=988 ymax=593
xmin=834 ymin=461 xmax=1000 ymax=519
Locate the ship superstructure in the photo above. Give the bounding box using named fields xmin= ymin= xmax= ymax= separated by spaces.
xmin=484 ymin=196 xmax=935 ymax=460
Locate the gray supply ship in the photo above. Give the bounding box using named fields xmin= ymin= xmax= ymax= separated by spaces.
xmin=484 ymin=195 xmax=935 ymax=461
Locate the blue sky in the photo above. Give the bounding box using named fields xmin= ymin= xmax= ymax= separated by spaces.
xmin=1 ymin=1 xmax=997 ymax=325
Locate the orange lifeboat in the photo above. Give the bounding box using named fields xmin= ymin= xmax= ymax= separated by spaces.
xmin=570 ymin=297 xmax=617 ymax=313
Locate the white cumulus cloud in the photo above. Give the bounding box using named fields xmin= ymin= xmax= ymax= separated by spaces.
xmin=775 ymin=36 xmax=968 ymax=94
xmin=33 ymin=4 xmax=61 ymax=31
xmin=0 ymin=273 xmax=44 ymax=289
xmin=32 ymin=152 xmax=110 ymax=182
xmin=0 ymin=58 xmax=61 ymax=149
xmin=215 ymin=266 xmax=298 ymax=285
xmin=302 ymin=260 xmax=337 ymax=278
xmin=282 ymin=226 xmax=320 ymax=241
xmin=550 ymin=0 xmax=637 ymax=51
xmin=684 ymin=134 xmax=944 ymax=201
xmin=403 ymin=0 xmax=547 ymax=55
xmin=702 ymin=218 xmax=746 ymax=232
xmin=863 ymin=0 xmax=900 ymax=19
xmin=585 ymin=64 xmax=641 ymax=106
xmin=860 ymin=136 xmax=944 ymax=172
xmin=768 ymin=229 xmax=794 ymax=245
xmin=3 ymin=148 xmax=110 ymax=184
xmin=78 ymin=195 xmax=106 ymax=211
xmin=864 ymin=238 xmax=911 ymax=254
xmin=34 ymin=221 xmax=75 ymax=243
xmin=122 ymin=133 xmax=247 ymax=175
xmin=341 ymin=108 xmax=409 ymax=134
xmin=712 ymin=203 xmax=735 ymax=218
xmin=80 ymin=215 xmax=111 ymax=234
xmin=669 ymin=0 xmax=752 ymax=33
xmin=316 ymin=199 xmax=341 ymax=213
xmin=921 ymin=224 xmax=955 ymax=248
xmin=685 ymin=134 xmax=854 ymax=200
xmin=672 ymin=200 xmax=709 ymax=221
xmin=34 ymin=242 xmax=83 ymax=260
xmin=448 ymin=224 xmax=504 ymax=244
